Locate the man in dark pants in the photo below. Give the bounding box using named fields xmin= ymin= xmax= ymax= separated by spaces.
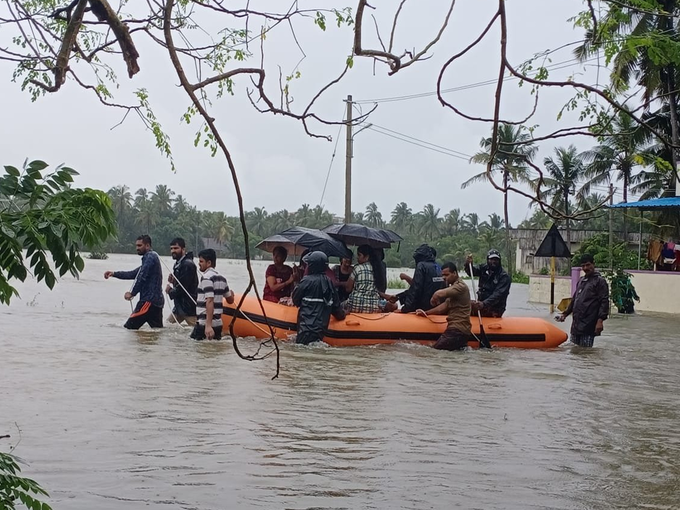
xmin=464 ymin=249 xmax=511 ymax=317
xmin=165 ymin=237 xmax=199 ymax=326
xmin=556 ymin=254 xmax=609 ymax=347
xmin=104 ymin=235 xmax=164 ymax=329
xmin=417 ymin=262 xmax=472 ymax=351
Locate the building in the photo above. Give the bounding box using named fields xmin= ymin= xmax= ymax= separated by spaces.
xmin=510 ymin=228 xmax=642 ymax=275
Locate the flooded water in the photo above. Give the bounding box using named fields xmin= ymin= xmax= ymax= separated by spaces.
xmin=2 ymin=253 xmax=679 ymax=509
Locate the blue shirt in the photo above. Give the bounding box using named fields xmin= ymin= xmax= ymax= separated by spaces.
xmin=114 ymin=251 xmax=165 ymax=307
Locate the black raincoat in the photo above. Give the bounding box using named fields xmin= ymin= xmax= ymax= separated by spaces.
xmin=292 ymin=253 xmax=346 ymax=345
xmin=466 ymin=262 xmax=511 ymax=317
xmin=168 ymin=252 xmax=199 ymax=317
xmin=399 ymin=244 xmax=446 ymax=313
xmin=564 ymin=271 xmax=609 ymax=335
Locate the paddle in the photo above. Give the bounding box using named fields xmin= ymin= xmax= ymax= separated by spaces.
xmin=468 ymin=262 xmax=492 ymax=349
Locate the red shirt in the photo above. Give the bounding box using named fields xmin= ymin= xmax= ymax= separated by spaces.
xmin=263 ymin=264 xmax=293 ymax=302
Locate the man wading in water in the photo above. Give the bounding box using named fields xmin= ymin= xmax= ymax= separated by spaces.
xmin=416 ymin=262 xmax=472 ymax=351
xmin=104 ymin=235 xmax=164 ymax=329
xmin=165 ymin=237 xmax=198 ymax=326
xmin=556 ymin=253 xmax=609 ymax=347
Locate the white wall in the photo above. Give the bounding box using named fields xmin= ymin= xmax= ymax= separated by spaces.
xmin=627 ymin=271 xmax=680 ymax=315
xmin=528 ymin=275 xmax=572 ymax=304
xmin=530 ymin=270 xmax=680 ymax=315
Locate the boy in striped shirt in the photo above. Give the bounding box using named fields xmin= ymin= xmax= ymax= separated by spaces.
xmin=191 ymin=249 xmax=234 ymax=340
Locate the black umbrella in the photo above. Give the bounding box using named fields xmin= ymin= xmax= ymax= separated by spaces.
xmin=322 ymin=223 xmax=403 ymax=248
xmin=256 ymin=226 xmax=352 ymax=259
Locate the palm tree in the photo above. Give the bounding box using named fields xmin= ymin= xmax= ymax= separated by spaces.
xmin=210 ymin=212 xmax=234 ymax=244
xmin=133 ymin=188 xmax=149 ymax=210
xmin=309 ymin=205 xmax=333 ymax=228
xmin=173 ymin=194 xmax=189 ymax=215
xmin=418 ymin=204 xmax=441 ymax=241
xmin=518 ymin=208 xmax=552 ymax=229
xmin=246 ymin=207 xmax=269 ymax=236
xmin=487 ymin=212 xmax=504 ymax=231
xmin=151 ymin=184 xmax=175 ymax=214
xmin=351 ymin=212 xmax=365 ymax=225
xmin=271 ymin=209 xmax=294 ymax=231
xmin=632 ymin=162 xmax=677 ymax=199
xmin=575 ymin=3 xmax=680 ymax=174
xmin=465 ymin=124 xmax=537 ymax=273
xmin=574 ymin=193 xmax=610 ymax=231
xmin=580 ymin=110 xmax=651 ymax=237
xmin=390 ymin=202 xmax=412 ymax=233
xmin=461 ymin=212 xmax=480 ymax=235
xmin=541 ymin=145 xmax=586 ymax=246
xmin=442 ymin=208 xmax=462 ymax=236
xmin=295 ymin=204 xmax=312 ymax=227
xmin=478 ymin=229 xmax=501 ymax=250
xmin=135 ymin=200 xmax=158 ymax=235
xmin=364 ymin=202 xmax=384 ymax=228
xmin=107 ymin=185 xmax=132 ymax=227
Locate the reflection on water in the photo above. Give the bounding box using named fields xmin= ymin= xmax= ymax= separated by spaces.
xmin=1 ymin=254 xmax=679 ymax=509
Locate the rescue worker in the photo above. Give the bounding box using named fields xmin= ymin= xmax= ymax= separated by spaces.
xmin=165 ymin=237 xmax=199 ymax=326
xmin=464 ymin=249 xmax=511 ymax=317
xmin=556 ymin=253 xmax=609 ymax=347
xmin=398 ymin=244 xmax=445 ymax=313
xmin=292 ymin=251 xmax=346 ymax=345
xmin=416 ymin=262 xmax=472 ymax=351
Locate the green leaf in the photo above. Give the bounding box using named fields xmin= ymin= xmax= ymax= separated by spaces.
xmin=28 ymin=160 xmax=49 ymax=171
xmin=4 ymin=165 xmax=20 ymax=177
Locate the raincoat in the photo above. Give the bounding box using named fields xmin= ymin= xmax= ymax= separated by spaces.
xmin=292 ymin=252 xmax=346 ymax=345
xmin=399 ymin=244 xmax=446 ymax=313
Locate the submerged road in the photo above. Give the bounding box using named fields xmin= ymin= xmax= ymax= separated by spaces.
xmin=2 ymin=254 xmax=678 ymax=509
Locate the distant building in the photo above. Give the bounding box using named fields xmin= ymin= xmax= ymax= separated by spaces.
xmin=509 ymin=228 xmax=641 ymax=274
xmin=201 ymin=237 xmax=230 ymax=255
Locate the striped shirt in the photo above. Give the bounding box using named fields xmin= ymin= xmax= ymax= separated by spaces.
xmin=196 ymin=268 xmax=229 ymax=327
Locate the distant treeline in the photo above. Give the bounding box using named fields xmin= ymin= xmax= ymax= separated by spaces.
xmin=103 ymin=184 xmax=627 ymax=269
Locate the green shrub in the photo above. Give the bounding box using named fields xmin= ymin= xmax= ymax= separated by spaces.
xmin=0 ymin=451 xmax=52 ymax=510
xmin=512 ymin=271 xmax=530 ymax=284
xmin=387 ymin=277 xmax=408 ymax=289
xmin=571 ymin=233 xmax=648 ymax=270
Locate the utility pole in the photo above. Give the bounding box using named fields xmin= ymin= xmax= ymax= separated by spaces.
xmin=344 ymin=94 xmax=353 ymax=224
xmin=609 ymin=183 xmax=614 ymax=269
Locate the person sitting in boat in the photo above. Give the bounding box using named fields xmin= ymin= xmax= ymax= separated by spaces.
xmin=346 ymin=244 xmax=397 ymax=313
xmin=397 ymin=244 xmax=446 ymax=313
xmin=333 ymin=255 xmax=354 ymax=302
xmin=263 ymin=246 xmax=295 ymax=303
xmin=292 ymin=251 xmax=346 ymax=345
xmin=416 ymin=262 xmax=472 ymax=351
xmin=464 ymin=249 xmax=511 ymax=317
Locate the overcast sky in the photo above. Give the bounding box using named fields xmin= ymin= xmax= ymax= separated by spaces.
xmin=0 ymin=0 xmax=624 ymax=225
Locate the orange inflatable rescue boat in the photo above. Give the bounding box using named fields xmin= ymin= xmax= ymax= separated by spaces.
xmin=222 ymin=294 xmax=568 ymax=349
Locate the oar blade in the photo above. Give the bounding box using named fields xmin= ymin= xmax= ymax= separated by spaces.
xmin=477 ymin=320 xmax=492 ymax=349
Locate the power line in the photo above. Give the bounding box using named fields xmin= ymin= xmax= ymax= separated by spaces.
xmin=354 ymin=55 xmax=603 ymax=104
xmin=370 ymin=123 xmax=474 ymax=158
xmin=318 ymin=109 xmax=345 ymax=208
xmin=366 ymin=125 xmax=470 ymax=160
